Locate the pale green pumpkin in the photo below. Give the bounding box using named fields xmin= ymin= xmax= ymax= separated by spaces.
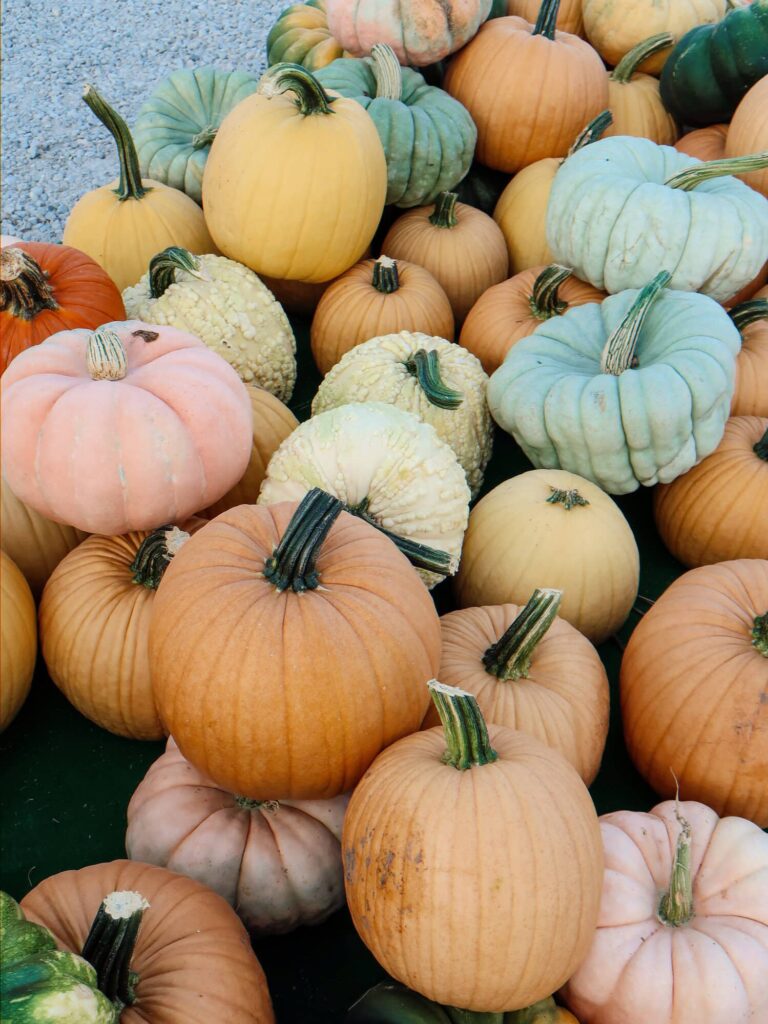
xmin=133 ymin=67 xmax=259 ymax=204
xmin=487 ymin=273 xmax=741 ymax=494
xmin=314 ymin=44 xmax=476 ymax=208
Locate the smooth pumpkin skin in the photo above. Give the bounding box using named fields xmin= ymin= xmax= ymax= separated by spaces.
xmin=674 ymin=122 xmax=727 ymax=161
xmin=621 ymin=560 xmax=768 ymax=826
xmin=605 ymin=69 xmax=678 ymax=146
xmin=493 ymin=159 xmax=557 ymax=274
xmin=267 ymin=1 xmax=345 ymax=71
xmin=454 ymin=470 xmax=640 ymax=643
xmin=725 ymin=75 xmax=768 ymax=197
xmin=503 ymin=0 xmax=583 ymax=35
xmin=730 ymin=286 xmax=768 ymax=415
xmin=0 ymin=551 xmax=36 ymax=733
xmin=562 ymin=800 xmax=768 ymax=1024
xmin=0 ymin=242 xmax=125 ymax=374
xmin=21 ymin=860 xmax=275 ymax=1024
xmin=653 ymin=416 xmax=768 ymax=566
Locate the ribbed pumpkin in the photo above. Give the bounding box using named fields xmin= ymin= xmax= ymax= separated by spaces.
xmin=149 ymin=491 xmax=442 ymax=800
xmin=653 ymin=416 xmax=768 ymax=567
xmin=267 ymin=1 xmax=345 ymax=71
xmin=310 ymin=256 xmax=454 ymax=375
xmin=39 ymin=521 xmax=203 ymax=740
xmin=729 ymin=294 xmax=768 ymax=416
xmin=725 ymin=74 xmax=768 ymax=197
xmin=621 ymin=559 xmax=768 ymax=826
xmin=381 ymin=192 xmax=508 ymax=324
xmin=454 ymin=469 xmax=640 ymax=643
xmin=202 ymin=64 xmax=387 ymax=283
xmin=343 ymin=681 xmax=604 ymax=1011
xmin=63 ymin=86 xmax=215 ymax=292
xmin=503 ymin=0 xmax=583 ymax=34
xmin=459 ymin=264 xmax=605 ymax=374
xmin=674 ymin=123 xmax=727 ymax=161
xmin=604 ymin=34 xmax=679 ymax=145
xmin=444 ymin=3 xmax=609 ymax=174
xmin=0 ymin=551 xmax=36 ymax=733
xmin=21 ymin=861 xmax=275 ymax=1023
xmin=0 ymin=243 xmax=125 ymax=374
xmin=347 ymin=984 xmax=581 ymax=1023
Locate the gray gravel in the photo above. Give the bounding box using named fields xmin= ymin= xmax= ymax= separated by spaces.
xmin=1 ymin=0 xmax=286 ymax=242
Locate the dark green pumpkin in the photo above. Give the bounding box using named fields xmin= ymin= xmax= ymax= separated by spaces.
xmin=659 ymin=0 xmax=768 ymax=127
xmin=347 ymin=982 xmax=576 ymax=1023
xmin=315 ymin=45 xmax=477 ymax=208
xmin=266 ymin=0 xmax=344 ymax=71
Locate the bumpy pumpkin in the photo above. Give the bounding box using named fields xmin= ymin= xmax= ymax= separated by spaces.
xmin=149 ymin=491 xmax=442 ymax=799
xmin=729 ymin=295 xmax=768 ymax=416
xmin=267 ymin=1 xmax=345 ymax=71
xmin=725 ymin=74 xmax=768 ymax=197
xmin=132 ymin=67 xmax=259 ymax=204
xmin=605 ymin=34 xmax=679 ymax=145
xmin=0 ymin=322 xmax=252 ymax=536
xmin=313 ymin=332 xmax=491 ymax=496
xmin=126 ymin=738 xmax=349 ymax=934
xmin=203 ymin=64 xmax=387 ymax=283
xmin=488 ymin=274 xmax=741 ymax=493
xmin=348 ymin=983 xmax=580 ymax=1022
xmin=675 ymin=122 xmax=727 ymax=161
xmin=621 ymin=559 xmax=768 ymax=826
xmin=0 ymin=243 xmax=125 ymax=374
xmin=0 ymin=551 xmax=36 ymax=733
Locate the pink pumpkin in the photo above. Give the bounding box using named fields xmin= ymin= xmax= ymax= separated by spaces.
xmin=0 ymin=321 xmax=251 ymax=535
xmin=562 ymin=800 xmax=768 ymax=1024
xmin=126 ymin=738 xmax=349 ymax=935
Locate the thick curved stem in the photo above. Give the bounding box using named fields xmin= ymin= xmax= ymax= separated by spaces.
xmin=148 ymin=247 xmax=204 ymax=299
xmin=347 ymin=497 xmax=455 ymax=576
xmin=428 ymin=680 xmax=498 ymax=770
xmin=600 ymin=271 xmax=670 ymax=375
xmin=429 ymin=191 xmax=458 ymax=229
xmin=81 ymin=891 xmax=149 ymax=1006
xmin=257 ymin=63 xmax=334 ymax=115
xmin=0 ymin=247 xmax=59 ymax=319
xmin=729 ymin=298 xmax=768 ymax=333
xmin=529 ymin=264 xmax=572 ymax=319
xmin=611 ymin=33 xmax=674 ymax=82
xmin=546 ymin=486 xmax=589 ymax=510
xmin=568 ymin=110 xmax=613 ymax=156
xmin=372 ymin=255 xmax=399 ymax=294
xmin=82 ymin=84 xmax=148 ymax=201
xmin=130 ymin=526 xmax=190 ymax=589
xmin=483 ymin=588 xmax=563 ymax=679
xmin=86 ymin=327 xmax=128 ymax=381
xmin=263 ymin=488 xmax=343 ymax=592
xmin=753 ymin=612 xmax=768 ymax=656
xmin=666 ymin=152 xmax=768 ymax=191
xmin=657 ymin=814 xmax=694 ymax=927
xmin=405 ymin=349 xmax=463 ymax=409
xmin=533 ymin=0 xmax=562 ymax=39
xmin=370 ymin=43 xmax=402 ymax=101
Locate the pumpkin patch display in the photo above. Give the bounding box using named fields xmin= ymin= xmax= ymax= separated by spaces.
xmin=347 ymin=983 xmax=581 ymax=1022
xmin=0 ymin=551 xmax=36 ymax=734
xmin=725 ymin=75 xmax=768 ymax=197
xmin=267 ymin=1 xmax=345 ymax=72
xmin=604 ymin=34 xmax=679 ymax=145
xmin=729 ymin=296 xmax=768 ymax=417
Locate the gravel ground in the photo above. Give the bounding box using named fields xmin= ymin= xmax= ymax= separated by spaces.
xmin=1 ymin=0 xmax=286 ymax=241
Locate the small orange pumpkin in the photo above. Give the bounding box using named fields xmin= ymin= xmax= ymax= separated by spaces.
xmin=604 ymin=34 xmax=679 ymax=145
xmin=674 ymin=123 xmax=728 ymax=161
xmin=730 ymin=295 xmax=768 ymax=416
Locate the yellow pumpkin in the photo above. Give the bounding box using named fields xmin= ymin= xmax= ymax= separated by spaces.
xmin=1 ymin=551 xmax=36 ymax=732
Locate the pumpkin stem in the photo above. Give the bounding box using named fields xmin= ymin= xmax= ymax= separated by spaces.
xmin=429 ymin=192 xmax=459 ymax=229
xmin=372 ymin=255 xmax=400 ymax=294
xmin=428 ymin=680 xmax=499 ymax=770
xmin=370 ymin=43 xmax=402 ymax=101
xmin=529 ymin=264 xmax=573 ymax=320
xmin=729 ymin=298 xmax=768 ymax=333
xmin=754 ymin=427 xmax=768 ymax=462
xmin=235 ymin=796 xmax=280 ymax=812
xmin=610 ymin=33 xmax=674 ymax=83
xmin=82 ymin=84 xmax=148 ymax=202
xmin=130 ymin=526 xmax=190 ymax=589
xmin=568 ymin=110 xmax=613 ymax=156
xmin=257 ymin=63 xmax=335 ymax=116
xmin=263 ymin=488 xmax=343 ymax=592
xmin=191 ymin=124 xmax=218 ymax=150
xmin=600 ymin=270 xmax=671 ymax=375
xmin=532 ymin=0 xmax=562 ymax=40
xmin=347 ymin=496 xmax=456 ymax=576
xmin=148 ymin=246 xmax=205 ymax=299
xmin=0 ymin=247 xmax=60 ymax=320
xmin=405 ymin=349 xmax=464 ymax=409
xmin=657 ymin=811 xmax=694 ymax=927
xmin=482 ymin=588 xmax=563 ymax=680
xmin=752 ymin=612 xmax=768 ymax=656
xmin=81 ymin=890 xmax=149 ymax=1006
xmin=86 ymin=327 xmax=128 ymax=381
xmin=665 ymin=151 xmax=768 ymax=191
xmin=546 ymin=486 xmax=589 ymax=510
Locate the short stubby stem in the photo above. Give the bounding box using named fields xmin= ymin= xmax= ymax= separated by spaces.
xmin=130 ymin=526 xmax=190 ymax=589
xmin=665 ymin=152 xmax=768 ymax=191
xmin=428 ymin=680 xmax=498 ymax=770
xmin=263 ymin=488 xmax=343 ymax=592
xmin=0 ymin=247 xmax=59 ymax=319
xmin=404 ymin=348 xmax=463 ymax=409
xmin=753 ymin=612 xmax=768 ymax=657
xmin=235 ymin=795 xmax=280 ymax=812
xmin=191 ymin=125 xmax=218 ymax=149
xmin=149 ymin=246 xmax=205 ymax=299
xmin=429 ymin=191 xmax=459 ymax=229
xmin=657 ymin=814 xmax=694 ymax=926
xmin=483 ymin=588 xmax=563 ymax=679
xmin=729 ymin=298 xmax=768 ymax=334
xmin=257 ymin=63 xmax=335 ymax=116
xmin=86 ymin=327 xmax=128 ymax=381
xmin=529 ymin=264 xmax=572 ymax=320
xmin=81 ymin=891 xmax=149 ymax=1006
xmin=546 ymin=486 xmax=589 ymax=510
xmin=568 ymin=109 xmax=613 ymax=156
xmin=601 ymin=270 xmax=670 ymax=375
xmin=372 ymin=255 xmax=399 ymax=294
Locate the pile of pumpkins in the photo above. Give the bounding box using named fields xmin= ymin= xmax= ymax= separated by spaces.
xmin=1 ymin=0 xmax=768 ymax=1021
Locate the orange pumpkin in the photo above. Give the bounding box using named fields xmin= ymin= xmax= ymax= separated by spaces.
xmin=729 ymin=294 xmax=768 ymax=416
xmin=674 ymin=123 xmax=728 ymax=161
xmin=725 ymin=75 xmax=768 ymax=196
xmin=0 ymin=550 xmax=36 ymax=732
xmin=724 ymin=262 xmax=768 ymax=309
xmin=504 ymin=0 xmax=583 ymax=34
xmin=260 ymin=274 xmax=332 ymax=317
xmin=604 ymin=34 xmax=679 ymax=145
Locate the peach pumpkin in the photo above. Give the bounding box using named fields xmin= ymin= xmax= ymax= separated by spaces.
xmin=674 ymin=123 xmax=728 ymax=161
xmin=503 ymin=0 xmax=583 ymax=34
xmin=0 ymin=551 xmax=36 ymax=732
xmin=725 ymin=75 xmax=768 ymax=196
xmin=729 ymin=295 xmax=768 ymax=416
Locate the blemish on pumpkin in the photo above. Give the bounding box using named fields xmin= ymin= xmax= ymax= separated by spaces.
xmin=132 ymin=329 xmax=159 ymax=342
xmin=344 ymin=848 xmax=356 ymax=881
xmin=378 ymin=850 xmax=396 ymax=888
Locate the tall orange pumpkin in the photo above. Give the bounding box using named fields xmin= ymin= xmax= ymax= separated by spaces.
xmin=725 ymin=75 xmax=768 ymax=196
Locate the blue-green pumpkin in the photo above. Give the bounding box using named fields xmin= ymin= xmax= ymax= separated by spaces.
xmin=347 ymin=982 xmax=575 ymax=1023
xmin=315 ymin=44 xmax=476 ymax=208
xmin=133 ymin=67 xmax=260 ymax=204
xmin=487 ymin=273 xmax=742 ymax=494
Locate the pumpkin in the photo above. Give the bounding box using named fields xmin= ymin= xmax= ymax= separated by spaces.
xmin=312 ymin=331 xmax=492 ymax=497
xmin=725 ymin=75 xmax=768 ymax=197
xmin=0 ymin=552 xmax=36 ymax=733
xmin=729 ymin=295 xmax=768 ymax=416
xmin=343 ymin=681 xmax=603 ymax=1011
xmin=381 ymin=192 xmax=508 ymax=324
xmin=122 ymin=247 xmax=297 ymax=401
xmin=126 ymin=737 xmax=349 ymax=934
xmin=21 ymin=861 xmax=275 ymax=1023
xmin=454 ymin=469 xmax=640 ymax=644
xmin=315 ymin=44 xmax=476 ymax=208
xmin=259 ymin=403 xmax=471 ymax=587
xmin=562 ymin=800 xmax=768 ymax=1023
xmin=1 ymin=476 xmax=87 ymax=598
xmin=674 ymin=122 xmax=727 ymax=161
xmin=39 ymin=521 xmax=203 ymax=740
xmin=424 ymin=589 xmax=609 ymax=783
xmin=347 ymin=983 xmax=580 ymax=1022
xmin=0 ymin=322 xmax=252 ymax=536
xmin=659 ymin=0 xmax=768 ymax=128
xmin=132 ymin=67 xmax=259 ymax=204
xmin=545 ymin=136 xmax=768 ymax=301
xmin=62 ymin=86 xmax=215 ymax=292
xmin=0 ymin=243 xmax=125 ymax=374
xmin=503 ymin=0 xmax=582 ymax=34
xmin=488 ymin=274 xmax=742 ymax=493
xmin=203 ymin=64 xmax=387 ymax=283
xmin=459 ymin=264 xmax=605 ymax=375
xmin=268 ymin=0 xmax=345 ymax=71
xmin=310 ymin=256 xmax=454 ymax=375
xmin=325 ymin=0 xmax=493 ymax=66
xmin=621 ymin=559 xmax=768 ymax=825
xmin=0 ymin=891 xmax=117 ymax=1024
xmin=443 ymin=4 xmax=609 ymax=174
xmin=653 ymin=416 xmax=768 ymax=567
xmin=604 ymin=34 xmax=679 ymax=145
xmin=583 ymin=0 xmax=725 ymax=74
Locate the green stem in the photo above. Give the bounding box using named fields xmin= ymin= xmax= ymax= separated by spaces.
xmin=405 ymin=349 xmax=463 ymax=410
xmin=82 ymin=84 xmax=148 ymax=201
xmin=263 ymin=488 xmax=342 ymax=592
xmin=529 ymin=264 xmax=572 ymax=319
xmin=346 ymin=497 xmax=455 ymax=576
xmin=568 ymin=110 xmax=614 ymax=156
xmin=0 ymin=247 xmax=59 ymax=319
xmin=729 ymin=298 xmax=768 ymax=333
xmin=752 ymin=612 xmax=768 ymax=656
xmin=130 ymin=526 xmax=190 ymax=589
xmin=370 ymin=43 xmax=402 ymax=101
xmin=429 ymin=191 xmax=458 ymax=229
xmin=546 ymin=486 xmax=589 ymax=510
xmin=482 ymin=588 xmax=563 ymax=679
xmin=81 ymin=891 xmax=149 ymax=1006
xmin=428 ymin=680 xmax=498 ymax=770
xmin=372 ymin=255 xmax=399 ymax=293
xmin=148 ymin=246 xmax=205 ymax=299
xmin=666 ymin=152 xmax=768 ymax=191
xmin=191 ymin=125 xmax=218 ymax=149
xmin=610 ymin=33 xmax=674 ymax=82
xmin=86 ymin=327 xmax=128 ymax=381
xmin=657 ymin=815 xmax=694 ymax=926
xmin=533 ymin=0 xmax=562 ymax=39
xmin=257 ymin=62 xmax=334 ymax=115
xmin=600 ymin=271 xmax=670 ymax=375
xmin=235 ymin=796 xmax=279 ymax=812
xmin=754 ymin=427 xmax=768 ymax=461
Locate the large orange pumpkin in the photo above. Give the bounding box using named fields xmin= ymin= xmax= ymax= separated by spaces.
xmin=0 ymin=550 xmax=36 ymax=732
xmin=725 ymin=74 xmax=768 ymax=196
xmin=729 ymin=294 xmax=767 ymax=416
xmin=604 ymin=33 xmax=678 ymax=145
